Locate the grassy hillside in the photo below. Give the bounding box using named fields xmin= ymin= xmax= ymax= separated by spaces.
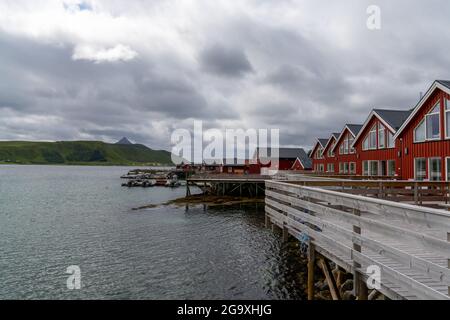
xmin=0 ymin=141 xmax=173 ymax=166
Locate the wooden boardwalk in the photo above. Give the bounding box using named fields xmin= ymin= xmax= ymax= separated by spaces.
xmin=265 ymin=180 xmax=450 ymax=300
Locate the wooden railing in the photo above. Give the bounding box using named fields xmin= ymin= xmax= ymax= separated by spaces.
xmin=265 ymin=180 xmax=450 ymax=300
xmin=284 ymin=180 xmax=450 ymax=207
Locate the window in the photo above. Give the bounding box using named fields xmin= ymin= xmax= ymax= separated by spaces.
xmin=327 ymin=142 xmax=335 ymax=157
xmin=446 ymin=158 xmax=450 ymax=181
xmin=414 ymin=119 xmax=425 ymax=142
xmin=327 ymin=163 xmax=334 ymax=173
xmin=349 ymin=136 xmax=355 ymax=153
xmin=344 ymin=163 xmax=349 ymax=174
xmin=369 ymin=161 xmax=379 ymax=176
xmin=363 ymin=136 xmax=369 ymax=150
xmin=343 ymin=134 xmax=349 ymax=154
xmin=349 ymin=162 xmax=356 ymax=174
xmin=339 ymin=162 xmax=344 ymax=173
xmin=415 ymin=102 xmax=440 ymax=142
xmin=339 ymin=144 xmax=344 ymax=155
xmin=414 ymin=158 xmax=426 ymax=181
xmin=368 ymin=125 xmax=377 ymax=149
xmin=378 ymin=123 xmax=386 ymax=149
xmin=363 ymin=161 xmax=369 ymax=176
xmin=426 ymin=103 xmax=440 ymax=140
xmin=446 ymin=99 xmax=450 ymax=138
xmin=380 ymin=160 xmax=387 ymax=176
xmin=387 ymin=160 xmax=396 ymax=177
xmin=387 ymin=130 xmax=394 ymax=148
xmin=428 ymin=158 xmax=441 ymax=181
xmin=319 ymin=164 xmax=325 ymax=173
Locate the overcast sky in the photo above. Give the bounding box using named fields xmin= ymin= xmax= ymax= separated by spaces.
xmin=1 ymin=0 xmax=450 ymax=151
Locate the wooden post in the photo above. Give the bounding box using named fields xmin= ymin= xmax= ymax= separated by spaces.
xmin=282 ymin=224 xmax=289 ymax=242
xmin=414 ymin=182 xmax=418 ymax=205
xmin=307 ymin=242 xmax=315 ymax=300
xmin=352 ymin=208 xmax=368 ymax=300
xmin=448 ymin=232 xmax=450 ymax=296
xmin=319 ymin=258 xmax=341 ymax=300
xmin=265 ymin=214 xmax=270 ymax=228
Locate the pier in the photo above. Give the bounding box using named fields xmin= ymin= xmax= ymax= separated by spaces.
xmin=186 ymin=174 xmax=270 ymax=197
xmin=265 ymin=178 xmax=450 ymax=300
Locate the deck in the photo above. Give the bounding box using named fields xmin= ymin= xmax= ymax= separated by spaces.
xmin=265 ymin=179 xmax=450 ymax=300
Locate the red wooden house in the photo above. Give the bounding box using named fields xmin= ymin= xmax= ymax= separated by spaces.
xmin=394 ymin=80 xmax=450 ymax=181
xmin=321 ymin=132 xmax=340 ymax=173
xmin=331 ymin=124 xmax=362 ymax=174
xmin=251 ymin=147 xmax=312 ymax=174
xmin=311 ymin=138 xmax=329 ymax=172
xmin=352 ymin=109 xmax=411 ymax=177
xmin=290 ymin=149 xmax=313 ymax=171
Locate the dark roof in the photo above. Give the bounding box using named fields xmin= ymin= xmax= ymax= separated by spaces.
xmin=318 ymin=138 xmax=329 ymax=147
xmin=373 ymin=109 xmax=412 ymax=130
xmin=437 ymin=80 xmax=450 ymax=90
xmin=332 ymin=132 xmax=340 ymax=139
xmin=256 ymin=147 xmax=312 ymax=169
xmin=346 ymin=124 xmax=363 ymax=136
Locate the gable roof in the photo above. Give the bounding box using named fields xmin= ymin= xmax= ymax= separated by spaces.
xmin=310 ymin=138 xmax=329 ymax=157
xmin=331 ymin=124 xmax=362 ymax=152
xmin=292 ymin=151 xmax=312 ymax=170
xmin=394 ymin=80 xmax=450 ymax=139
xmin=353 ymin=109 xmax=411 ymax=145
xmin=323 ymin=133 xmax=340 ymax=153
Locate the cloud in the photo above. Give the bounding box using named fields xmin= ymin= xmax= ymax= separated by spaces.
xmin=200 ymin=44 xmax=253 ymax=77
xmin=1 ymin=0 xmax=450 ymax=152
xmin=72 ymin=44 xmax=138 ymax=63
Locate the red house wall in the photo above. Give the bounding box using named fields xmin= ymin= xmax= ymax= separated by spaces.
xmin=333 ymin=128 xmax=358 ymax=173
xmin=322 ymin=138 xmax=338 ymax=173
xmin=398 ymin=89 xmax=450 ymax=180
xmin=311 ymin=142 xmax=327 ymax=172
xmin=354 ymin=117 xmax=398 ymax=176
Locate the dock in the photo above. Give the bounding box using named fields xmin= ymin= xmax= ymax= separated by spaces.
xmin=265 ymin=178 xmax=450 ymax=300
xmin=186 ymin=174 xmax=270 ymax=197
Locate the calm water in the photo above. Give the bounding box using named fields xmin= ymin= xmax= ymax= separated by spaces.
xmin=0 ymin=165 xmax=306 ymax=300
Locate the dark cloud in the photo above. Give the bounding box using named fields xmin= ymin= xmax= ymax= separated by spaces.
xmin=199 ymin=44 xmax=253 ymax=77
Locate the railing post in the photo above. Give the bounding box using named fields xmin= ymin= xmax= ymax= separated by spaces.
xmin=352 ymin=208 xmax=368 ymax=300
xmin=307 ymin=241 xmax=315 ymax=300
xmin=448 ymin=232 xmax=450 ymax=296
xmin=414 ymin=182 xmax=419 ymax=205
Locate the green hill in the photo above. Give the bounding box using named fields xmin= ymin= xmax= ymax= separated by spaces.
xmin=0 ymin=141 xmax=173 ymax=166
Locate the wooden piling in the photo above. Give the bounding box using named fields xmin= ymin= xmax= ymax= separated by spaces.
xmin=282 ymin=224 xmax=289 ymax=242
xmin=319 ymin=258 xmax=341 ymax=300
xmin=307 ymin=242 xmax=315 ymax=300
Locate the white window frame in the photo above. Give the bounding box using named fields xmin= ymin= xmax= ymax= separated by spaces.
xmin=414 ymin=101 xmax=441 ymax=143
xmin=387 ymin=160 xmax=396 ymax=177
xmin=446 ymin=157 xmax=450 ymax=181
xmin=349 ymin=162 xmax=356 ymax=174
xmin=378 ymin=123 xmax=386 ymax=149
xmin=387 ymin=130 xmax=395 ymax=148
xmin=368 ymin=125 xmax=377 ymax=150
xmin=428 ymin=157 xmax=442 ymax=181
xmin=414 ymin=157 xmax=427 ymax=181
xmin=362 ymin=161 xmax=369 ymax=176
xmin=445 ymin=99 xmax=450 ymax=139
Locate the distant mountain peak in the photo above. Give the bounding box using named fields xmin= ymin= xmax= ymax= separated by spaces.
xmin=116 ymin=137 xmax=133 ymax=145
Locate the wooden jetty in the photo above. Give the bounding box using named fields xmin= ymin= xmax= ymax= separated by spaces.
xmin=265 ymin=179 xmax=450 ymax=300
xmin=186 ymin=174 xmax=269 ymax=197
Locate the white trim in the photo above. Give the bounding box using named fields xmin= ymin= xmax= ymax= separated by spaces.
xmin=445 ymin=99 xmax=450 ymax=139
xmin=352 ymin=110 xmax=397 ymax=148
xmin=323 ymin=134 xmax=338 ymax=154
xmin=414 ymin=157 xmax=427 ymax=181
xmin=332 ymin=125 xmax=360 ymax=153
xmin=428 ymin=157 xmax=442 ymax=181
xmin=446 ymin=157 xmax=450 ymax=181
xmin=394 ymin=81 xmax=450 ymax=140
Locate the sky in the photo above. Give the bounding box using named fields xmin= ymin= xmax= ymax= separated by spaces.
xmin=1 ymin=0 xmax=450 ymax=152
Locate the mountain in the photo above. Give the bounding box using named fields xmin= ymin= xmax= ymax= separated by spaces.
xmin=0 ymin=141 xmax=173 ymax=166
xmin=115 ymin=137 xmax=133 ymax=145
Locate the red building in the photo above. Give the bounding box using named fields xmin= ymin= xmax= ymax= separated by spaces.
xmin=252 ymin=147 xmax=312 ymax=174
xmin=311 ymin=138 xmax=329 ymax=172
xmin=321 ymin=133 xmax=340 ymax=173
xmin=352 ymin=109 xmax=411 ymax=177
xmin=330 ymin=124 xmax=362 ymax=174
xmin=394 ymin=80 xmax=450 ymax=181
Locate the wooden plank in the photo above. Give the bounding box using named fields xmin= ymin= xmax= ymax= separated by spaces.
xmin=319 ymin=258 xmax=341 ymax=300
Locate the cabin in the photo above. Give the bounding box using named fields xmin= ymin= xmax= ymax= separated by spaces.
xmin=331 ymin=124 xmax=362 ymax=174
xmin=252 ymin=147 xmax=312 ymax=174
xmin=394 ymin=80 xmax=450 ymax=181
xmin=311 ymin=138 xmax=329 ymax=172
xmin=290 ymin=149 xmax=313 ymax=171
xmin=352 ymin=109 xmax=411 ymax=177
xmin=321 ymin=133 xmax=340 ymax=173
xmin=221 ymin=159 xmax=250 ymax=174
